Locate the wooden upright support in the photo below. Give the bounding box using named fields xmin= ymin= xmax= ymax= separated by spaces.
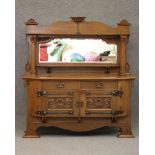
xmin=25 ymin=19 xmax=38 ymax=74
xmin=117 ymin=20 xmax=130 ymax=75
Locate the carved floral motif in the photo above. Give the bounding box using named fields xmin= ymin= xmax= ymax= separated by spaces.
xmin=48 ymin=97 xmax=73 ymax=109
xmin=86 ymin=97 xmax=111 ymax=109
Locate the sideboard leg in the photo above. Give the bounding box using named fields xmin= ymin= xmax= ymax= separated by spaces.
xmin=23 ymin=123 xmax=40 ymax=138
xmin=117 ymin=124 xmax=134 ymax=138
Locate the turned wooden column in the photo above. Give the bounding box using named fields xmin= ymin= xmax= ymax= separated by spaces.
xmin=25 ymin=19 xmax=38 ymax=74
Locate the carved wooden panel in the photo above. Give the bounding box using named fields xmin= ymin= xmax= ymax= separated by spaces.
xmin=86 ymin=97 xmax=111 ymax=109
xmin=47 ymin=97 xmax=73 ymax=109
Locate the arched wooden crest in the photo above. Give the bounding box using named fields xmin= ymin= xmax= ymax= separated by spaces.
xmin=25 ymin=17 xmax=130 ymax=35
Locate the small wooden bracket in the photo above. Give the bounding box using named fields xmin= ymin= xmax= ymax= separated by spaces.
xmin=47 ymin=67 xmax=52 ymax=73
xmin=24 ymin=80 xmax=30 ymax=87
xmin=105 ymin=67 xmax=111 ymax=73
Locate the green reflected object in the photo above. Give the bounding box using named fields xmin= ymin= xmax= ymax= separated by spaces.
xmin=50 ymin=41 xmax=66 ymax=61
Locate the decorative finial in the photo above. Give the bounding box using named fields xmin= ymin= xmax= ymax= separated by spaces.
xmin=70 ymin=17 xmax=86 ymax=23
xmin=25 ymin=19 xmax=38 ymax=25
xmin=117 ymin=19 xmax=130 ymax=26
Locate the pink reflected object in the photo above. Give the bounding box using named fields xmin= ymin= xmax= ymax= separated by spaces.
xmin=85 ymin=52 xmax=100 ymax=61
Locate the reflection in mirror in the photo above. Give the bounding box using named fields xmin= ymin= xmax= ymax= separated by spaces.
xmin=39 ymin=38 xmax=117 ymax=63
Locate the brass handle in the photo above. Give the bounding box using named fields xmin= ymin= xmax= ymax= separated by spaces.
xmin=57 ymin=98 xmax=63 ymax=102
xmin=68 ymin=111 xmax=73 ymax=115
xmin=56 ymin=83 xmax=64 ymax=88
xmin=96 ymin=83 xmax=103 ymax=88
xmin=68 ymin=91 xmax=74 ymax=96
xmin=85 ymin=91 xmax=91 ymax=96
xmin=86 ymin=111 xmax=91 ymax=115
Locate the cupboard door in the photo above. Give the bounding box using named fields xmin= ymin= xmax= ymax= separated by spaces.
xmin=40 ymin=90 xmax=78 ymax=117
xmin=81 ymin=90 xmax=120 ymax=117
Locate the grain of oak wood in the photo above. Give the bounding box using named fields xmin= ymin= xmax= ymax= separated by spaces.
xmin=23 ymin=17 xmax=135 ymax=138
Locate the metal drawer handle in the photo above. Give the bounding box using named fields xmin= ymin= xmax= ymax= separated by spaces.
xmin=86 ymin=111 xmax=91 ymax=115
xmin=96 ymin=83 xmax=103 ymax=88
xmin=68 ymin=111 xmax=73 ymax=115
xmin=68 ymin=91 xmax=74 ymax=96
xmin=56 ymin=83 xmax=64 ymax=88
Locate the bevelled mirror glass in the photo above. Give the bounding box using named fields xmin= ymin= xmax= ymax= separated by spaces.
xmin=39 ymin=38 xmax=117 ymax=64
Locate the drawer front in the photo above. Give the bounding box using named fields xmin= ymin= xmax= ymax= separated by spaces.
xmin=42 ymin=81 xmax=79 ymax=90
xmin=80 ymin=81 xmax=117 ymax=90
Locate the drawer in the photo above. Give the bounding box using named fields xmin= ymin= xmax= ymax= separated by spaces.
xmin=42 ymin=81 xmax=79 ymax=90
xmin=80 ymin=81 xmax=117 ymax=90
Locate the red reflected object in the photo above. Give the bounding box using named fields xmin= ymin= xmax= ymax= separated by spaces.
xmin=40 ymin=44 xmax=52 ymax=61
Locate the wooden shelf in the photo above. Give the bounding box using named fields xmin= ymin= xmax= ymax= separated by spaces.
xmin=36 ymin=63 xmax=120 ymax=68
xmin=22 ymin=73 xmax=135 ymax=80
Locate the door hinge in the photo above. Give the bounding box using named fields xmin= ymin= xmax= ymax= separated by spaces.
xmin=111 ymin=110 xmax=123 ymax=122
xmin=85 ymin=110 xmax=123 ymax=123
xmin=36 ymin=90 xmax=47 ymax=97
xmin=36 ymin=111 xmax=47 ymax=123
xmin=36 ymin=110 xmax=74 ymax=123
xmin=111 ymin=90 xmax=123 ymax=97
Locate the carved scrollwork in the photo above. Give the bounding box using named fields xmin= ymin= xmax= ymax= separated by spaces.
xmin=48 ymin=97 xmax=73 ymax=109
xmin=86 ymin=97 xmax=111 ymax=109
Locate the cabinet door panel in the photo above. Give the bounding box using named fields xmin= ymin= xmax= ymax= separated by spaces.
xmin=81 ymin=90 xmax=118 ymax=117
xmin=41 ymin=90 xmax=78 ymax=117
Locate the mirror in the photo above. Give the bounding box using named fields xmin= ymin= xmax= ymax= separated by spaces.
xmin=39 ymin=38 xmax=117 ymax=64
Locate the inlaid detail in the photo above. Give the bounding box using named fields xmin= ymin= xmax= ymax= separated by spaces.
xmin=48 ymin=97 xmax=73 ymax=109
xmin=86 ymin=97 xmax=111 ymax=109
